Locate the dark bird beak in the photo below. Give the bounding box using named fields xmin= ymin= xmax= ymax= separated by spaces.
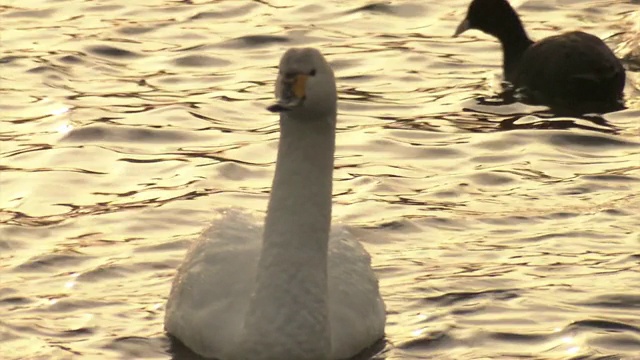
xmin=454 ymin=18 xmax=471 ymax=37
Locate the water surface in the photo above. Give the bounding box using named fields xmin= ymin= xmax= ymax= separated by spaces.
xmin=1 ymin=0 xmax=639 ymax=359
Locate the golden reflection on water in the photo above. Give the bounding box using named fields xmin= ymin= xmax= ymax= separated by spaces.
xmin=1 ymin=0 xmax=640 ymax=359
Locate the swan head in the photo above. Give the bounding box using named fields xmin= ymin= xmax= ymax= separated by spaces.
xmin=268 ymin=48 xmax=337 ymax=120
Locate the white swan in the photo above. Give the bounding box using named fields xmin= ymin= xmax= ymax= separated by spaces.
xmin=164 ymin=47 xmax=386 ymax=360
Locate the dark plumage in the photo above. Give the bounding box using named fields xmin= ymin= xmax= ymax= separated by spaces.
xmin=454 ymin=0 xmax=626 ymax=115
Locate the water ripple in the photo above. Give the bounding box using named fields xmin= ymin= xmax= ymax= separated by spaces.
xmin=1 ymin=0 xmax=639 ymax=359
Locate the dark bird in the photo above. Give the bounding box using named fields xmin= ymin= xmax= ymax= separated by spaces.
xmin=454 ymin=0 xmax=626 ymax=115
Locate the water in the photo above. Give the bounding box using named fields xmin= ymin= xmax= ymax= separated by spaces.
xmin=1 ymin=0 xmax=639 ymax=359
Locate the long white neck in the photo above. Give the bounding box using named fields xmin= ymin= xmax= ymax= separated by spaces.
xmin=239 ymin=112 xmax=336 ymax=360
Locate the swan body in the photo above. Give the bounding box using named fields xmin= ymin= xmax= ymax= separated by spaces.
xmin=164 ymin=48 xmax=386 ymax=360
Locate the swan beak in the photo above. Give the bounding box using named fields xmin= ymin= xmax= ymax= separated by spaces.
xmin=268 ymin=74 xmax=308 ymax=113
xmin=454 ymin=18 xmax=471 ymax=37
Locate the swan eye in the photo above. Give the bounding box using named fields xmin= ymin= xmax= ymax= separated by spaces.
xmin=309 ymin=69 xmax=317 ymax=76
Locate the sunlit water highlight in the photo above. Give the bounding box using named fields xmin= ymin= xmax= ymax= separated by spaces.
xmin=1 ymin=0 xmax=639 ymax=359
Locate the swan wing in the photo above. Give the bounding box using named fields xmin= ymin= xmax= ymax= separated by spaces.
xmin=328 ymin=225 xmax=386 ymax=359
xmin=165 ymin=209 xmax=261 ymax=359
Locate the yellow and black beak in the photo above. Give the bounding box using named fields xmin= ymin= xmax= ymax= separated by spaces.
xmin=267 ymin=73 xmax=309 ymax=113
